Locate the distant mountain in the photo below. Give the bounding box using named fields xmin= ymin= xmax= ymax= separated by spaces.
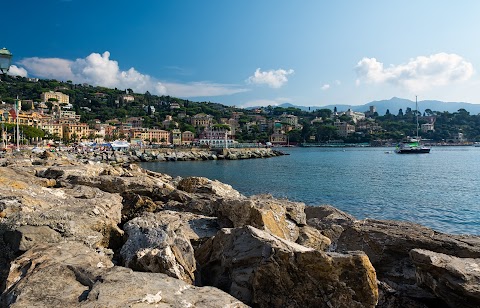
xmin=275 ymin=97 xmax=480 ymax=115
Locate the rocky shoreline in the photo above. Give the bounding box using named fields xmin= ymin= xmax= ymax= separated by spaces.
xmin=26 ymin=147 xmax=287 ymax=164
xmin=0 ymin=151 xmax=479 ymax=307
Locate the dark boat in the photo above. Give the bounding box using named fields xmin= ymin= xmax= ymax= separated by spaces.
xmin=395 ymin=139 xmax=430 ymax=154
xmin=395 ymin=96 xmax=430 ymax=154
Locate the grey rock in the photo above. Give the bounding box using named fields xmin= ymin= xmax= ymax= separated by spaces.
xmin=410 ymin=248 xmax=480 ymax=308
xmin=1 ymin=242 xmax=247 ymax=308
xmin=195 ymin=226 xmax=378 ymax=308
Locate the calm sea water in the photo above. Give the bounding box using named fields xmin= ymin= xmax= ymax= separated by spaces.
xmin=140 ymin=146 xmax=480 ymax=235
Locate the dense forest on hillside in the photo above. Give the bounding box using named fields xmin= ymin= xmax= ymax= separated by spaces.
xmin=2 ymin=75 xmax=480 ymax=143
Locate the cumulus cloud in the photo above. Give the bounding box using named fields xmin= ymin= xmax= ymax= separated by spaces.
xmin=247 ymin=68 xmax=294 ymax=88
xmin=7 ymin=65 xmax=28 ymax=77
xmin=19 ymin=57 xmax=74 ymax=80
xmin=17 ymin=51 xmax=247 ymax=97
xmin=321 ymin=84 xmax=330 ymax=91
xmin=355 ymin=53 xmax=474 ymax=92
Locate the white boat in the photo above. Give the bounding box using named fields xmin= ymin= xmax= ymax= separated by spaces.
xmin=395 ymin=96 xmax=430 ymax=154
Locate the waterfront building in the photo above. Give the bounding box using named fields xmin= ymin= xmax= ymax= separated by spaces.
xmin=62 ymin=123 xmax=90 ymax=141
xmin=40 ymin=123 xmax=64 ymax=140
xmin=199 ymin=126 xmax=234 ymax=147
xmin=181 ymin=131 xmax=195 ymax=145
xmin=270 ymin=122 xmax=287 ymax=145
xmin=171 ymin=129 xmax=182 ymax=145
xmin=131 ymin=128 xmax=170 ymax=144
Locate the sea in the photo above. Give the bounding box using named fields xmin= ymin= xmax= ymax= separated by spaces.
xmin=139 ymin=146 xmax=480 ymax=236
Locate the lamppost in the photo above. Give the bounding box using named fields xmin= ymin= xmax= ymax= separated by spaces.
xmin=0 ymin=47 xmax=13 ymax=76
xmin=0 ymin=48 xmax=12 ymax=150
xmin=0 ymin=113 xmax=4 ymax=149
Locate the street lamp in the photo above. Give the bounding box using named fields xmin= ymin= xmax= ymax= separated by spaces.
xmin=1 ymin=111 xmax=8 ymax=150
xmin=0 ymin=47 xmax=13 ymax=75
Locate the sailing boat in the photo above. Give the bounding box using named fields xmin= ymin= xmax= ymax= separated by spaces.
xmin=395 ymin=96 xmax=431 ymax=154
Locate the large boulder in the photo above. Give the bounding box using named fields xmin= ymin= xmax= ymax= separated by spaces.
xmin=1 ymin=242 xmax=247 ymax=308
xmin=297 ymin=225 xmax=331 ymax=251
xmin=305 ymin=205 xmax=356 ymax=245
xmin=336 ymin=219 xmax=480 ymax=299
xmin=120 ymin=211 xmax=219 ymax=284
xmin=410 ymin=248 xmax=480 ymax=308
xmin=177 ymin=176 xmax=244 ymax=200
xmin=0 ymin=168 xmax=123 ymax=251
xmin=36 ymin=163 xmax=176 ymax=199
xmin=195 ymin=226 xmax=378 ymax=308
xmin=217 ymin=195 xmax=306 ymax=242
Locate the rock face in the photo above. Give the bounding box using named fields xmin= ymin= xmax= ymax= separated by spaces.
xmin=217 ymin=195 xmax=306 ymax=242
xmin=195 ymin=226 xmax=378 ymax=308
xmin=410 ymin=248 xmax=480 ymax=308
xmin=335 ymin=219 xmax=480 ymax=296
xmin=305 ymin=204 xmax=356 ymax=246
xmin=120 ymin=211 xmax=219 ymax=284
xmin=2 ymin=242 xmax=247 ymax=308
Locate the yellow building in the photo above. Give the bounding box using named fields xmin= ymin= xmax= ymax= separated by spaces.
xmin=40 ymin=123 xmax=64 ymax=140
xmin=62 ymin=123 xmax=90 ymax=141
xmin=191 ymin=113 xmax=213 ymax=127
xmin=41 ymin=91 xmax=70 ymax=104
xmin=131 ymin=128 xmax=170 ymax=144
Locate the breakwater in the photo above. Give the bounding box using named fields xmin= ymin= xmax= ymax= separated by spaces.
xmin=51 ymin=147 xmax=286 ymax=163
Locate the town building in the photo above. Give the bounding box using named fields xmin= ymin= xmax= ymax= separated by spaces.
xmin=171 ymin=129 xmax=182 ymax=145
xmin=181 ymin=131 xmax=195 ymax=145
xmin=131 ymin=128 xmax=170 ymax=144
xmin=421 ymin=123 xmax=435 ymax=133
xmin=40 ymin=91 xmax=70 ymax=104
xmin=191 ymin=113 xmax=213 ymax=128
xmin=62 ymin=123 xmax=90 ymax=141
xmin=334 ymin=120 xmax=355 ymax=137
xmin=198 ymin=126 xmax=234 ymax=147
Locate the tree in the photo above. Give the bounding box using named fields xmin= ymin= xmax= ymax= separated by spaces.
xmin=385 ymin=109 xmax=390 ymax=115
xmin=398 ymin=109 xmax=404 ymax=116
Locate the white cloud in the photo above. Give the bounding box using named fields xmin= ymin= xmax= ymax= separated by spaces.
xmin=246 ymin=68 xmax=294 ymax=88
xmin=321 ymin=84 xmax=330 ymax=91
xmin=17 ymin=51 xmax=247 ymax=97
xmin=7 ymin=65 xmax=28 ymax=77
xmin=18 ymin=57 xmax=74 ymax=80
xmin=355 ymin=53 xmax=474 ymax=92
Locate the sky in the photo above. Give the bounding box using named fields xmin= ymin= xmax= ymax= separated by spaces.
xmin=3 ymin=1 xmax=480 ymax=108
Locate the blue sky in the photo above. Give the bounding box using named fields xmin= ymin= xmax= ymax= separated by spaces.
xmin=4 ymin=1 xmax=480 ymax=107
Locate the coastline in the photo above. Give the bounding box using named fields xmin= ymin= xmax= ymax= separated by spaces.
xmin=0 ymin=150 xmax=479 ymax=307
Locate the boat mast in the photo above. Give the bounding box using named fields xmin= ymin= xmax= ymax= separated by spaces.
xmin=416 ymin=95 xmax=419 ymax=140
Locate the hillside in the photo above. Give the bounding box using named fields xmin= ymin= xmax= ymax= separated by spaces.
xmin=278 ymin=97 xmax=480 ymax=115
